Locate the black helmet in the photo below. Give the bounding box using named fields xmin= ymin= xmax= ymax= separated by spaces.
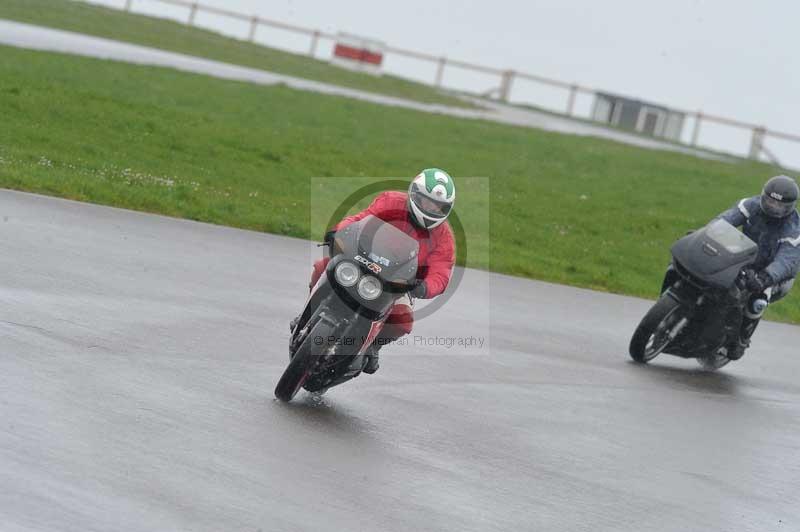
xmin=760 ymin=175 xmax=799 ymax=219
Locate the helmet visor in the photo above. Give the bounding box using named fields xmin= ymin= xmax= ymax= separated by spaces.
xmin=761 ymin=193 xmax=796 ymax=218
xmin=410 ymin=185 xmax=452 ymax=218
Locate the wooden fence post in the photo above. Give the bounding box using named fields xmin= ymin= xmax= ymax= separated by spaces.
xmin=691 ymin=112 xmax=703 ymax=146
xmin=566 ymin=84 xmax=578 ymax=116
xmin=187 ymin=2 xmax=198 ymax=26
xmin=248 ymin=16 xmax=259 ymax=42
xmin=749 ymin=126 xmax=767 ymax=160
xmin=499 ymin=70 xmax=515 ymax=102
xmin=309 ymin=31 xmax=320 ymax=57
xmin=435 ymin=57 xmax=446 ymax=87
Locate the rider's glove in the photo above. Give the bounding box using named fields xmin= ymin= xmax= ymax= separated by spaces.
xmin=410 ymin=280 xmax=427 ymax=299
xmin=744 ymin=269 xmax=772 ymax=294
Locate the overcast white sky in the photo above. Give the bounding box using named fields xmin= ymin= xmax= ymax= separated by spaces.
xmin=92 ymin=0 xmax=800 ymax=166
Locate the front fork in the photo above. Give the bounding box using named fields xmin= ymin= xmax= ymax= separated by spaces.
xmin=661 ymin=281 xmax=705 ymax=348
xmin=664 ymin=280 xmax=703 ymax=310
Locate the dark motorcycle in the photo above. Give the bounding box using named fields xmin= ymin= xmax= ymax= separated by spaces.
xmin=275 ymin=215 xmax=419 ymax=402
xmin=629 ymin=219 xmax=760 ymax=370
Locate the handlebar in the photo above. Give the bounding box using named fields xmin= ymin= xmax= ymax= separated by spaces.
xmin=735 ymin=269 xmax=750 ymax=290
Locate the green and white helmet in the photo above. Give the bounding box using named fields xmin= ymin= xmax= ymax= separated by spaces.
xmin=408 ymin=168 xmax=456 ymax=229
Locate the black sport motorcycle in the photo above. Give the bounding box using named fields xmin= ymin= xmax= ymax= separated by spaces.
xmin=275 ymin=215 xmax=419 ymax=402
xmin=629 ymin=219 xmax=760 ymax=370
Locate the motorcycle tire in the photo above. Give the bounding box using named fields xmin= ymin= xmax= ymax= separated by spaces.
xmin=629 ymin=296 xmax=684 ymax=363
xmin=275 ymin=317 xmax=333 ymax=402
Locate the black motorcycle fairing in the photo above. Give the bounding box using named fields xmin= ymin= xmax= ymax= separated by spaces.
xmin=660 ymin=264 xmax=681 ymax=295
xmin=325 ymin=254 xmax=398 ymax=322
xmin=301 ymin=302 xmax=378 ymax=392
xmin=334 ymin=215 xmax=418 ymax=282
xmin=631 ymin=220 xmax=758 ymax=369
xmin=636 ymin=219 xmax=758 ymax=362
xmin=328 ymin=215 xmax=419 ymax=317
xmin=292 ymin=273 xmax=383 ymax=356
xmin=670 ymin=219 xmax=757 ymax=289
xmin=289 ymin=277 xmax=384 ymax=392
xmin=292 ymin=273 xmax=336 ymax=348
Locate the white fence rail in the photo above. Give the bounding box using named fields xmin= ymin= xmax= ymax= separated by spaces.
xmin=108 ymin=0 xmax=800 ymax=166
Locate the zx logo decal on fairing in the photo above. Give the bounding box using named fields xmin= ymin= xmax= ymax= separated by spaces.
xmin=355 ymin=255 xmax=382 ymax=274
xmin=368 ymin=252 xmax=391 ymax=267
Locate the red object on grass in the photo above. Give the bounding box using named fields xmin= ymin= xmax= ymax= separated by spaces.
xmin=333 ymin=43 xmax=383 ymax=66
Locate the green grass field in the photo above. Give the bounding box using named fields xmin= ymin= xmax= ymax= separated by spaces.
xmin=0 ymin=0 xmax=469 ymax=108
xmin=1 ymin=44 xmax=797 ymax=323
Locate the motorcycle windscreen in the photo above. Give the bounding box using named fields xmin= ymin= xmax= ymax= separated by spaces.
xmin=705 ymin=219 xmax=758 ymax=254
xmin=355 ymin=215 xmax=419 ymax=286
xmin=671 ymin=219 xmax=758 ymax=288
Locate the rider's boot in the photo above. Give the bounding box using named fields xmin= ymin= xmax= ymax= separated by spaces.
xmin=362 ymin=342 xmax=382 ymax=374
xmin=728 ymin=316 xmax=761 ymax=360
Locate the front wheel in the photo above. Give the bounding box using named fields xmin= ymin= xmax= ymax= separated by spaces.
xmin=275 ymin=318 xmax=332 ymax=402
xmin=629 ymin=296 xmax=686 ymax=363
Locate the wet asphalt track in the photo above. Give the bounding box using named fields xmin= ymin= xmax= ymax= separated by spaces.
xmin=1 ymin=190 xmax=799 ymax=532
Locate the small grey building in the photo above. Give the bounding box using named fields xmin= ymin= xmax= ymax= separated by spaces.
xmin=591 ymin=92 xmax=685 ymax=141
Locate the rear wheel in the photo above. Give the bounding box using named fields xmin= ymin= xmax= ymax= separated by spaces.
xmin=275 ymin=318 xmax=332 ymax=402
xmin=629 ymin=296 xmax=686 ymax=363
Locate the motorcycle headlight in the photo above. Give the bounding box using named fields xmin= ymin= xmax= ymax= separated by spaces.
xmin=357 ymin=275 xmax=383 ymax=300
xmin=335 ymin=261 xmax=359 ymax=287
